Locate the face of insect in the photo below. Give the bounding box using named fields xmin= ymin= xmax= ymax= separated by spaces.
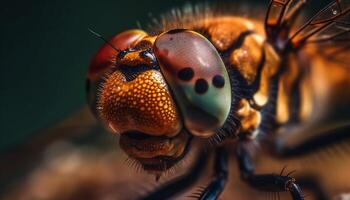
xmin=87 ymin=29 xmax=231 ymax=172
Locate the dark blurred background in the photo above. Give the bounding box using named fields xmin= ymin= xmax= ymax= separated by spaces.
xmin=0 ymin=0 xmax=205 ymax=152
xmin=0 ymin=0 xmax=330 ymax=153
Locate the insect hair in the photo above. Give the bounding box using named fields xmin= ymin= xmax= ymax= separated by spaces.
xmin=145 ymin=1 xmax=266 ymax=35
xmin=88 ymin=28 xmax=121 ymax=52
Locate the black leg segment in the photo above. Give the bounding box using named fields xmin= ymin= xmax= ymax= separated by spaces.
xmin=237 ymin=143 xmax=304 ymax=200
xmin=198 ymin=147 xmax=229 ymax=200
xmin=296 ymin=177 xmax=329 ymax=200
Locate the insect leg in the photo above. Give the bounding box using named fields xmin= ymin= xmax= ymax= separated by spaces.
xmin=267 ymin=125 xmax=350 ymax=200
xmin=197 ymin=147 xmax=228 ymax=200
xmin=295 ymin=176 xmax=328 ymax=200
xmin=140 ymin=152 xmax=208 ymax=200
xmin=236 ymin=143 xmax=304 ymax=200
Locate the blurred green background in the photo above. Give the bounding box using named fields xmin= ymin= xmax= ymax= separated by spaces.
xmin=0 ymin=0 xmax=215 ymax=152
xmin=0 ymin=0 xmax=330 ymax=152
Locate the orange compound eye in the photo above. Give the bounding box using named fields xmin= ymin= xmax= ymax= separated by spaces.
xmin=87 ymin=29 xmax=148 ymax=116
xmin=87 ymin=29 xmax=148 ymax=81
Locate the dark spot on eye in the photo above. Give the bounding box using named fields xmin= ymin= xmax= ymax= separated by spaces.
xmin=212 ymin=75 xmax=225 ymax=88
xmin=195 ymin=79 xmax=209 ymax=94
xmin=170 ymin=37 xmax=173 ymax=41
xmin=167 ymin=29 xmax=187 ymax=34
xmin=177 ymin=67 xmax=194 ymax=81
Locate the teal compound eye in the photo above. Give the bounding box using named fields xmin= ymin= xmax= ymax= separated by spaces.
xmin=153 ymin=29 xmax=232 ymax=137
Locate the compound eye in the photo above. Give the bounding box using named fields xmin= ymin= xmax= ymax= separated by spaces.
xmin=88 ymin=29 xmax=147 ymax=81
xmin=154 ymin=29 xmax=231 ymax=137
xmin=87 ymin=29 xmax=147 ymax=115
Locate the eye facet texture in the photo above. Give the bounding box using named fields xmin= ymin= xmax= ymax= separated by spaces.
xmin=154 ymin=30 xmax=232 ymax=137
xmin=87 ymin=29 xmax=147 ymax=115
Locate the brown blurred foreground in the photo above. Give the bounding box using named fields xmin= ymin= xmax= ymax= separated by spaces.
xmin=2 ymin=108 xmax=350 ymax=200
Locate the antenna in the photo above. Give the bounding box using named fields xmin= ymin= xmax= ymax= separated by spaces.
xmin=88 ymin=28 xmax=121 ymax=52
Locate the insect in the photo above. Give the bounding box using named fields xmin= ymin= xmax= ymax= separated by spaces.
xmin=2 ymin=0 xmax=350 ymax=200
xmin=85 ymin=0 xmax=350 ymax=199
